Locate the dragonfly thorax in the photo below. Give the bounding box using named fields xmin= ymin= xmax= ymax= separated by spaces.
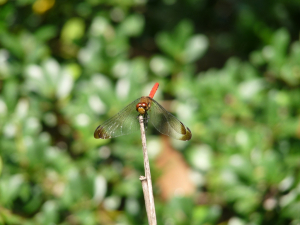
xmin=136 ymin=102 xmax=149 ymax=114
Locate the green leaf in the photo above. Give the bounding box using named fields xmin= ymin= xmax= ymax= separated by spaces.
xmin=61 ymin=18 xmax=85 ymax=43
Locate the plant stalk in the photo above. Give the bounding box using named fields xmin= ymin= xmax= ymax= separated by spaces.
xmin=138 ymin=115 xmax=157 ymax=225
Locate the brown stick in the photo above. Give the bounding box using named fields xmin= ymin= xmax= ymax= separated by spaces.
xmin=139 ymin=115 xmax=157 ymax=225
xmin=139 ymin=176 xmax=151 ymax=224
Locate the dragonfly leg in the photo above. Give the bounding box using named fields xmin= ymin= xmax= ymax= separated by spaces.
xmin=136 ymin=113 xmax=149 ymax=130
xmin=143 ymin=113 xmax=149 ymax=131
xmin=136 ymin=114 xmax=142 ymax=121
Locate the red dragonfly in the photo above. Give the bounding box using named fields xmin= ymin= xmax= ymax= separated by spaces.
xmin=94 ymin=83 xmax=192 ymax=141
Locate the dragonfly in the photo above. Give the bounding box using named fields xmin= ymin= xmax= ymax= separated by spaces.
xmin=94 ymin=83 xmax=192 ymax=141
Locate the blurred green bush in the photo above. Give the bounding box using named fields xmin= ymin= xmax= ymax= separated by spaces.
xmin=1 ymin=0 xmax=300 ymax=225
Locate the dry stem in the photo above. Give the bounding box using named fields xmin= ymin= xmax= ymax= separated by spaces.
xmin=139 ymin=176 xmax=151 ymax=224
xmin=138 ymin=115 xmax=157 ymax=225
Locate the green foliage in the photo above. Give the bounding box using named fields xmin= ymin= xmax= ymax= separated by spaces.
xmin=1 ymin=0 xmax=300 ymax=224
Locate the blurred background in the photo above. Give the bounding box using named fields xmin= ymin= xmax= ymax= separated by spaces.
xmin=1 ymin=0 xmax=300 ymax=224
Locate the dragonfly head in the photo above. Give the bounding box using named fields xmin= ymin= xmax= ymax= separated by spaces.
xmin=136 ymin=102 xmax=149 ymax=114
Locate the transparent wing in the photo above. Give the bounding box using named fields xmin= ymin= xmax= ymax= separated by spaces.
xmin=94 ymin=98 xmax=141 ymax=139
xmin=148 ymin=97 xmax=192 ymax=141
